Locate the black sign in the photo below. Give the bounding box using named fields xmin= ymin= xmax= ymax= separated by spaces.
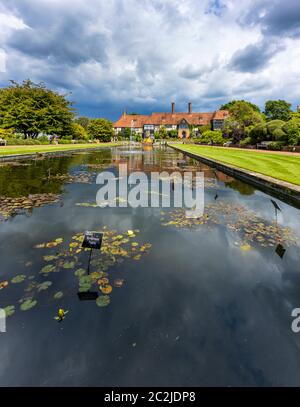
xmin=82 ymin=231 xmax=103 ymax=250
xmin=276 ymin=243 xmax=286 ymax=259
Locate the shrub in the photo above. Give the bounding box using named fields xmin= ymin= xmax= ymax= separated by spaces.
xmin=0 ymin=128 xmax=15 ymax=139
xmin=6 ymin=138 xmax=42 ymax=145
xmin=200 ymin=130 xmax=225 ymax=144
xmin=57 ymin=139 xmax=73 ymax=144
xmin=239 ymin=137 xmax=252 ymax=147
xmin=87 ymin=118 xmax=113 ymax=142
xmin=268 ymin=141 xmax=284 ymax=151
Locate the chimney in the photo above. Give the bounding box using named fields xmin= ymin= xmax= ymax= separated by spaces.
xmin=188 ymin=102 xmax=192 ymax=114
xmin=171 ymin=102 xmax=175 ymax=114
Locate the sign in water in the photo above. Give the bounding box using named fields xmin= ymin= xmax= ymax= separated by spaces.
xmin=82 ymin=231 xmax=103 ymax=250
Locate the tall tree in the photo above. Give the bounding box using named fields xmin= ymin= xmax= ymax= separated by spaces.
xmin=223 ymin=100 xmax=263 ymax=141
xmin=221 ymin=100 xmax=261 ymax=113
xmin=265 ymin=100 xmax=292 ymax=121
xmin=87 ymin=118 xmax=114 ymax=142
xmin=0 ymin=80 xmax=74 ymax=138
xmin=74 ymin=116 xmax=90 ymax=130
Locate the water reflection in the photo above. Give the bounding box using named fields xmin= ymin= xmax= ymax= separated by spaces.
xmin=0 ymin=146 xmax=300 ymax=386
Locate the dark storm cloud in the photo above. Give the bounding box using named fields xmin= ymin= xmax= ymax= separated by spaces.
xmin=242 ymin=0 xmax=300 ymax=39
xmin=3 ymin=0 xmax=107 ymax=66
xmin=229 ymin=40 xmax=284 ymax=73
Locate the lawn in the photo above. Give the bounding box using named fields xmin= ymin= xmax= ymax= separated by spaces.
xmin=0 ymin=142 xmax=122 ymax=157
xmin=172 ymin=144 xmax=300 ymax=186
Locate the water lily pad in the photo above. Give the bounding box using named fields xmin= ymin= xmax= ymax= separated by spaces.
xmin=96 ymin=295 xmax=110 ymax=307
xmin=4 ymin=305 xmax=15 ymax=317
xmin=240 ymin=244 xmax=252 ymax=252
xmin=0 ymin=281 xmax=8 ymax=290
xmin=43 ymin=255 xmax=57 ymax=261
xmin=100 ymin=284 xmax=112 ymax=294
xmin=54 ymin=291 xmax=64 ymax=299
xmin=20 ymin=298 xmax=37 ymax=311
xmin=11 ymin=275 xmax=26 ymax=284
xmin=37 ymin=281 xmax=52 ymax=292
xmin=40 ymin=264 xmax=56 ymax=274
xmin=62 ymin=261 xmax=76 ymax=269
xmin=74 ymin=268 xmax=86 ymax=277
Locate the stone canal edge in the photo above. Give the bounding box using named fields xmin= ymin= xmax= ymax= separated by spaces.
xmin=168 ymin=144 xmax=300 ymax=209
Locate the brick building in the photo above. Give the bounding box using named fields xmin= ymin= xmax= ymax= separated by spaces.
xmin=113 ymin=102 xmax=229 ymax=138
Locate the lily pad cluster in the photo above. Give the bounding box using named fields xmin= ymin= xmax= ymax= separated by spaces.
xmin=0 ymin=227 xmax=152 ymax=318
xmin=0 ymin=193 xmax=60 ymax=221
xmin=49 ymin=172 xmax=94 ymax=184
xmin=161 ymin=202 xmax=299 ymax=250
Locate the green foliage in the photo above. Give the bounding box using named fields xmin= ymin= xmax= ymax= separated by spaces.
xmin=239 ymin=136 xmax=252 ymax=147
xmin=133 ymin=133 xmax=143 ymax=142
xmin=167 ymin=129 xmax=178 ymax=138
xmin=268 ymin=141 xmax=284 ymax=151
xmin=282 ymin=119 xmax=300 ymax=146
xmin=265 ymin=100 xmax=292 ymax=121
xmin=74 ymin=116 xmax=90 ymax=130
xmin=6 ymin=138 xmax=49 ymax=145
xmin=122 ymin=128 xmax=131 ymax=139
xmin=223 ymin=101 xmax=263 ymax=142
xmin=71 ymin=122 xmax=88 ymax=140
xmin=199 ymin=130 xmax=225 ymax=144
xmin=157 ymin=126 xmax=168 ymax=139
xmin=198 ymin=124 xmax=211 ymax=134
xmin=221 ymin=100 xmax=261 ymax=113
xmin=0 ymin=128 xmax=15 ymax=139
xmin=0 ymin=79 xmax=74 ymax=138
xmin=87 ymin=118 xmax=113 ymax=142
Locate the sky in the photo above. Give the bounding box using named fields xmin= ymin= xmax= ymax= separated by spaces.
xmin=0 ymin=0 xmax=300 ymax=120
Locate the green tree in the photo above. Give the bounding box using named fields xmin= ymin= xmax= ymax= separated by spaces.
xmin=0 ymin=79 xmax=74 ymax=138
xmin=265 ymin=100 xmax=292 ymax=121
xmin=221 ymin=100 xmax=261 ymax=113
xmin=282 ymin=118 xmax=300 ymax=145
xmin=74 ymin=116 xmax=90 ymax=131
xmin=157 ymin=126 xmax=168 ymax=139
xmin=87 ymin=118 xmax=113 ymax=142
xmin=122 ymin=128 xmax=131 ymax=139
xmin=223 ymin=101 xmax=263 ymax=142
xmin=71 ymin=122 xmax=88 ymax=140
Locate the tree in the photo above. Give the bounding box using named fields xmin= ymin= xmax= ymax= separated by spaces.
xmin=74 ymin=116 xmax=90 ymax=131
xmin=265 ymin=100 xmax=292 ymax=121
xmin=87 ymin=118 xmax=113 ymax=142
xmin=221 ymin=100 xmax=261 ymax=113
xmin=0 ymin=79 xmax=74 ymax=138
xmin=223 ymin=101 xmax=263 ymax=142
xmin=122 ymin=128 xmax=131 ymax=139
xmin=282 ymin=118 xmax=300 ymax=146
xmin=157 ymin=126 xmax=168 ymax=139
xmin=71 ymin=123 xmax=88 ymax=140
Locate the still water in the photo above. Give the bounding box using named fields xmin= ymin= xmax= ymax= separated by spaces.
xmin=0 ymin=145 xmax=300 ymax=386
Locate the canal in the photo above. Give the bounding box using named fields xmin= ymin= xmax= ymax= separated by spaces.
xmin=0 ymin=145 xmax=300 ymax=386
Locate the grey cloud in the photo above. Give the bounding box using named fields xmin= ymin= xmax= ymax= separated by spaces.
xmin=179 ymin=64 xmax=214 ymax=80
xmin=229 ymin=40 xmax=284 ymax=73
xmin=242 ymin=0 xmax=300 ymax=39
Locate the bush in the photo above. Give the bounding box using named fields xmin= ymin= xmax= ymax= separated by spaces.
xmin=0 ymin=128 xmax=15 ymax=139
xmin=200 ymin=130 xmax=225 ymax=144
xmin=57 ymin=139 xmax=73 ymax=144
xmin=71 ymin=122 xmax=89 ymax=140
xmin=239 ymin=137 xmax=252 ymax=147
xmin=6 ymin=138 xmax=43 ymax=145
xmin=198 ymin=125 xmax=211 ymax=134
xmin=87 ymin=118 xmax=113 ymax=142
xmin=268 ymin=141 xmax=284 ymax=151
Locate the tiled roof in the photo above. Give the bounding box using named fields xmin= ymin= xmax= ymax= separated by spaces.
xmin=114 ymin=110 xmax=229 ymax=128
xmin=212 ymin=110 xmax=229 ymax=120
